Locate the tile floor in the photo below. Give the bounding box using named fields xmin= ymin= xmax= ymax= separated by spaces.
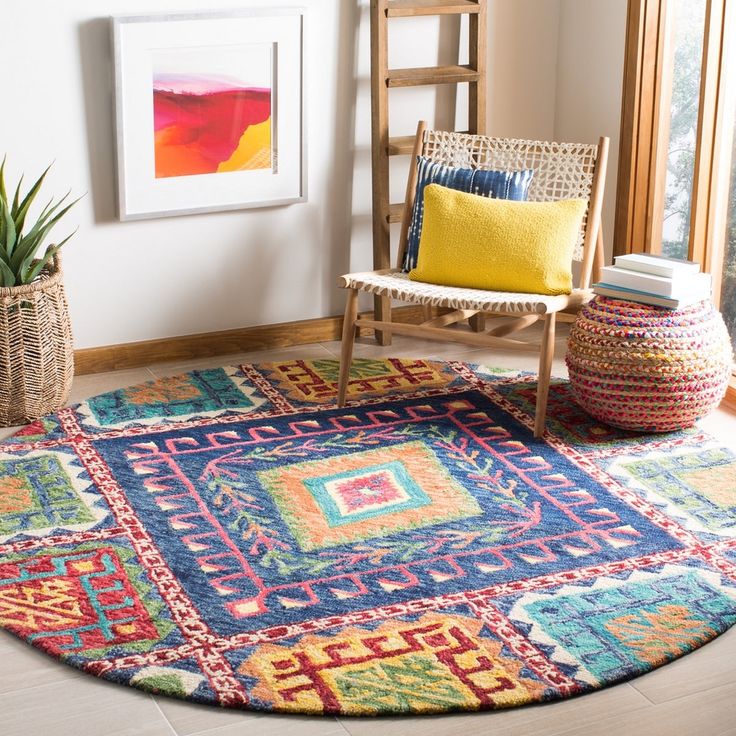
xmin=1 ymin=330 xmax=735 ymax=736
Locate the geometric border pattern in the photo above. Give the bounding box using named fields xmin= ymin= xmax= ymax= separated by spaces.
xmin=0 ymin=449 xmax=109 ymax=543
xmin=506 ymin=564 xmax=736 ymax=687
xmin=75 ymin=366 xmax=268 ymax=431
xmin=606 ymin=446 xmax=736 ymax=537
xmin=0 ymin=542 xmax=179 ymax=658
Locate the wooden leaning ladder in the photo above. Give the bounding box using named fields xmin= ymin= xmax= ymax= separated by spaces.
xmin=370 ymin=0 xmax=488 ymax=344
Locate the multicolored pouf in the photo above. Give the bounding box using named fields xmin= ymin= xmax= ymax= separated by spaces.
xmin=566 ymin=296 xmax=733 ymax=431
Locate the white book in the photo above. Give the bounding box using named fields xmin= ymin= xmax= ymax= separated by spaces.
xmin=599 ymin=266 xmax=712 ymax=298
xmin=592 ymin=283 xmax=710 ymax=310
xmin=614 ymin=252 xmax=700 ymax=278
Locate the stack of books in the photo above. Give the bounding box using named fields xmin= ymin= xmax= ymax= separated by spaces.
xmin=593 ymin=253 xmax=712 ymax=309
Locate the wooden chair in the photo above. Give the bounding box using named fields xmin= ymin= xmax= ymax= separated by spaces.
xmin=337 ymin=122 xmax=609 ymax=438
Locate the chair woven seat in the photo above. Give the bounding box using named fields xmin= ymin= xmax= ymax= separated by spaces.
xmin=339 ymin=270 xmax=592 ymax=314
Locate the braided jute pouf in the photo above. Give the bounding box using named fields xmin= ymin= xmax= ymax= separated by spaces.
xmin=566 ymin=295 xmax=732 ymax=431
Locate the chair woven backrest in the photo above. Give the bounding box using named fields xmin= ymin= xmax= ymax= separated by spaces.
xmin=421 ymin=129 xmax=600 ymax=262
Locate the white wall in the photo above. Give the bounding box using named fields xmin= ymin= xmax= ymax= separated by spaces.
xmin=487 ymin=0 xmax=561 ymax=140
xmin=3 ymin=0 xmax=361 ymax=349
xmin=0 ymin=0 xmax=625 ymax=350
xmin=554 ymin=0 xmax=627 ymax=262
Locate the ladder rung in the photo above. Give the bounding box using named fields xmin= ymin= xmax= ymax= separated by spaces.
xmin=388 ymin=130 xmax=471 ymax=155
xmin=387 ymin=0 xmax=482 ymax=17
xmin=387 ymin=203 xmax=406 ymax=223
xmin=387 ymin=136 xmax=416 ymax=156
xmin=387 ymin=65 xmax=481 ymax=88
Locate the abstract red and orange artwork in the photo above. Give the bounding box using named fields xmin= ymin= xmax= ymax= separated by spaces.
xmin=152 ymin=46 xmax=273 ymax=179
xmin=113 ymin=10 xmax=304 ymax=219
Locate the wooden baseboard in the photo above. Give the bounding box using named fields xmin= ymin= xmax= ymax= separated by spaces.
xmin=73 ymin=305 xmax=428 ymax=375
xmin=722 ymin=381 xmax=736 ymax=411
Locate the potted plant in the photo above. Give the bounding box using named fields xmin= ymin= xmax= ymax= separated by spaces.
xmin=0 ymin=158 xmax=80 ymax=426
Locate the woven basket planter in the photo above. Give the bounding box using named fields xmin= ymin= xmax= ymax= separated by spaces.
xmin=566 ymin=296 xmax=732 ymax=432
xmin=0 ymin=256 xmax=74 ymax=426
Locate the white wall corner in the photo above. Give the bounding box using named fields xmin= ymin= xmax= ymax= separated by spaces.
xmin=486 ymin=0 xmax=562 ymax=141
xmin=553 ymin=0 xmax=627 ymax=264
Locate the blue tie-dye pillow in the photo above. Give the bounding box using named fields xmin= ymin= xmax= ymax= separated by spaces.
xmin=402 ymin=157 xmax=534 ymax=272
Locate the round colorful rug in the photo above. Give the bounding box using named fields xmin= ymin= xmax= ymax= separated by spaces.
xmin=1 ymin=358 xmax=735 ymax=715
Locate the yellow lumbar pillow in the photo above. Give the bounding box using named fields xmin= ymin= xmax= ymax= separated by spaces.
xmin=409 ymin=184 xmax=587 ymax=295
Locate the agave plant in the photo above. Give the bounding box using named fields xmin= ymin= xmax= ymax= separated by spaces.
xmin=0 ymin=157 xmax=80 ymax=287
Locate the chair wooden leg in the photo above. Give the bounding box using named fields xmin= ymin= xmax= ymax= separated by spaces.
xmin=534 ymin=312 xmax=557 ymax=438
xmin=338 ymin=289 xmax=359 ymax=407
xmin=374 ymin=294 xmax=392 ymax=346
xmin=469 ymin=313 xmax=486 ymax=332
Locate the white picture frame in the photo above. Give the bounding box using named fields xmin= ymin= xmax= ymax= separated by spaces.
xmin=111 ymin=8 xmax=306 ymax=220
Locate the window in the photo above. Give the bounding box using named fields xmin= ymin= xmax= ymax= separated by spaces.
xmin=615 ymin=0 xmax=736 ymax=394
xmin=717 ymin=114 xmax=736 ymax=357
xmin=659 ymin=0 xmax=707 ymax=258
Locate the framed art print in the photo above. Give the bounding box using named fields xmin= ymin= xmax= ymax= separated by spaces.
xmin=112 ymin=9 xmax=306 ymax=220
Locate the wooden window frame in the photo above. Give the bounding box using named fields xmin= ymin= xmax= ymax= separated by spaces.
xmin=615 ymin=0 xmax=736 ymax=408
xmin=614 ymin=0 xmax=669 ymax=258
